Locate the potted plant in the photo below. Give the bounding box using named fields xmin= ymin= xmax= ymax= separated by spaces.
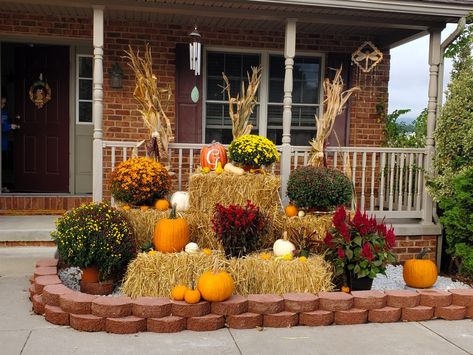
xmin=287 ymin=166 xmax=352 ymax=212
xmin=110 ymin=157 xmax=171 ymax=206
xmin=228 ymin=134 xmax=279 ymax=170
xmin=323 ymin=206 xmax=396 ymax=290
xmin=52 ymin=202 xmax=137 ymax=286
xmin=212 ymin=200 xmax=267 ymax=258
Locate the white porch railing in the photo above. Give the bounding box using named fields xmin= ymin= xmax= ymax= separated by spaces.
xmin=103 ymin=141 xmax=429 ymax=221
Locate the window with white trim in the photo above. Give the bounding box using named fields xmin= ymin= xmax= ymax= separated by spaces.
xmin=205 ymin=50 xmax=322 ymax=145
xmin=76 ymin=55 xmax=93 ymax=123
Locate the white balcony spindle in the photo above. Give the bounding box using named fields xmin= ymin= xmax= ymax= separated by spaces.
xmin=407 ymin=153 xmax=414 ymax=211
xmin=398 ymin=153 xmax=405 ymax=210
xmin=379 ymin=152 xmax=386 ymax=211
xmin=360 ymin=152 xmax=367 ymax=210
xmin=388 ymin=153 xmax=395 ymax=211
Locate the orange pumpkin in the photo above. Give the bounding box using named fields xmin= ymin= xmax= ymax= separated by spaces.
xmin=171 ymin=285 xmax=188 ymax=301
xmin=200 ymin=141 xmax=227 ymax=170
xmin=341 ymin=285 xmax=350 ymax=293
xmin=153 ymin=205 xmax=190 ymax=253
xmin=155 ymin=199 xmax=170 ymax=211
xmin=184 ymin=289 xmax=201 ymax=304
xmin=285 ymin=204 xmax=298 ymax=217
xmin=197 ymin=260 xmax=234 ymax=302
xmin=403 ymin=248 xmax=438 ymax=288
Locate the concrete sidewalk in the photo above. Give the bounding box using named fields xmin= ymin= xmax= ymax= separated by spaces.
xmin=0 ymin=247 xmax=472 ymax=355
xmin=0 ymin=216 xmax=59 ymax=242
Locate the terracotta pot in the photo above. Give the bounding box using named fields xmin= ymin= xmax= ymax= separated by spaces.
xmin=81 ymin=266 xmax=100 ymax=283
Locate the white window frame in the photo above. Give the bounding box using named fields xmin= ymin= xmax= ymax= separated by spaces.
xmin=202 ymin=47 xmax=325 ymax=143
xmin=76 ymin=54 xmax=93 ymax=125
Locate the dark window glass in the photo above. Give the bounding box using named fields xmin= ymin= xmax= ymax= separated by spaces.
xmin=79 ymin=79 xmax=92 ymax=100
xmin=79 ymin=57 xmax=92 ymax=77
xmin=79 ymin=102 xmax=92 ymax=123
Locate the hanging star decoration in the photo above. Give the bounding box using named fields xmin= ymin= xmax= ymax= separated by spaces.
xmin=351 ymin=41 xmax=383 ymax=73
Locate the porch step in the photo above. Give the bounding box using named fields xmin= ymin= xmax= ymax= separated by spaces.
xmin=0 ymin=195 xmax=92 ymax=211
xmin=0 ymin=215 xmax=58 ymax=243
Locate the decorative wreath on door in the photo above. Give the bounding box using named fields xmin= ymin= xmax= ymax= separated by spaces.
xmin=29 ymin=74 xmax=51 ymax=109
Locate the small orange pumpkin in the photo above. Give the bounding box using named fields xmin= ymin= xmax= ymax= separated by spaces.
xmin=153 ymin=204 xmax=190 ymax=253
xmin=197 ymin=259 xmax=234 ymax=302
xmin=155 ymin=199 xmax=170 ymax=211
xmin=403 ymin=248 xmax=438 ymax=288
xmin=285 ymin=204 xmax=298 ymax=217
xmin=184 ymin=289 xmax=201 ymax=304
xmin=200 ymin=141 xmax=227 ymax=170
xmin=341 ymin=285 xmax=350 ymax=293
xmin=171 ymin=285 xmax=188 ymax=301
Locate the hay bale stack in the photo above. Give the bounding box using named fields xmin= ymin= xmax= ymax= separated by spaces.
xmin=185 ymin=210 xmax=223 ymax=251
xmin=283 ymin=214 xmax=334 ymax=241
xmin=120 ymin=208 xmax=169 ymax=249
xmin=121 ymin=252 xmax=333 ymax=298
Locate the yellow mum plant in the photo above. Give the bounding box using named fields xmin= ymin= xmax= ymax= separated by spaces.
xmin=110 ymin=157 xmax=171 ymax=206
xmin=228 ymin=135 xmax=279 ymax=168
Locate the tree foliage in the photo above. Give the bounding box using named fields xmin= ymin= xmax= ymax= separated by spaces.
xmin=383 ymin=108 xmax=426 ymax=148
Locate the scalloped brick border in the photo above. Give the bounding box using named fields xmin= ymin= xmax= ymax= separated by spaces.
xmin=29 ymin=259 xmax=473 ymax=333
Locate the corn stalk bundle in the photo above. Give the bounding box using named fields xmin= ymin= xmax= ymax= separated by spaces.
xmin=309 ymin=67 xmax=360 ymax=167
xmin=124 ymin=43 xmax=174 ymax=162
xmin=222 ymin=66 xmax=262 ymax=139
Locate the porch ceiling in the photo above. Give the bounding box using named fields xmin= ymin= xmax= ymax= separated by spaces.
xmin=0 ymin=0 xmax=470 ymax=48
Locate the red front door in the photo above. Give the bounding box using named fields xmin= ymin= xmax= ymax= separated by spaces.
xmin=14 ymin=45 xmax=69 ymax=193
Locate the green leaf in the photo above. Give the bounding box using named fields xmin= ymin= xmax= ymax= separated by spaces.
xmin=353 ymin=236 xmax=362 ymax=246
xmin=373 ymin=260 xmax=382 ymax=267
xmin=345 ymin=249 xmax=354 ymax=260
xmin=354 ymin=264 xmax=360 ymax=274
xmin=358 ymin=269 xmax=369 ymax=278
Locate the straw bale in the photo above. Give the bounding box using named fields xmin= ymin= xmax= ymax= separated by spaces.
xmin=188 ymin=173 xmax=281 ymax=214
xmin=121 ymin=252 xmax=333 ymax=298
xmin=120 ymin=208 xmax=169 ymax=250
xmin=282 ymin=213 xmax=334 ymax=241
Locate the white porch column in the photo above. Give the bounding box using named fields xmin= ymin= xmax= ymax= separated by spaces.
xmin=280 ymin=19 xmax=297 ymax=204
xmin=422 ymin=29 xmax=441 ymax=225
xmin=92 ymin=5 xmax=104 ymax=202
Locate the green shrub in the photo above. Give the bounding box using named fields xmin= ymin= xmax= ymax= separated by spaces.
xmin=287 ymin=166 xmax=352 ymax=210
xmin=454 ymin=244 xmax=473 ymax=278
xmin=52 ymin=203 xmax=137 ymax=280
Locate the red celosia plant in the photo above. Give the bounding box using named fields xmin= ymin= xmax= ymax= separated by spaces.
xmin=324 ymin=206 xmax=396 ymax=281
xmin=212 ymin=200 xmax=267 ymax=258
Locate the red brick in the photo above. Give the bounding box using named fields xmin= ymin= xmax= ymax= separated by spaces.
xmin=133 ymin=297 xmax=171 ymax=318
xmin=34 ymin=275 xmax=61 ymax=294
xmin=467 ymin=306 xmax=473 ymax=318
xmin=92 ymin=296 xmax=132 ymax=318
xmin=335 ymin=308 xmax=367 ymax=325
xmin=385 ymin=290 xmax=419 ymax=308
xmin=32 ymin=294 xmax=45 ymax=315
xmin=247 ymin=294 xmax=284 ymax=314
xmin=29 ymin=284 xmax=36 ymax=300
xmin=449 ymin=289 xmax=473 ymax=307
xmin=34 ymin=267 xmax=57 ymax=278
xmin=42 ymin=284 xmax=73 ymax=306
xmin=147 ymin=316 xmax=186 ymax=333
xmin=211 ymin=295 xmax=248 ymax=315
xmin=80 ymin=280 xmax=114 ymax=295
xmin=283 ymin=293 xmax=318 ymax=312
xmin=29 ymin=275 xmax=35 ymax=284
xmin=70 ymin=313 xmax=105 ymax=332
xmin=368 ymin=306 xmax=401 ymax=323
xmin=318 ymin=292 xmax=353 ymax=311
xmin=263 ymin=311 xmax=298 ymax=328
xmin=351 ymin=290 xmax=386 ymax=310
xmin=59 ymin=292 xmax=98 ymax=314
xmin=44 ymin=305 xmax=69 ymax=325
xmin=402 ymin=306 xmax=434 ymax=321
xmin=187 ymin=314 xmax=225 ymax=331
xmin=299 ymin=310 xmax=334 ymax=326
xmin=171 ymin=300 xmax=210 ymax=318
xmin=226 ymin=312 xmax=263 ymax=329
xmin=435 ymin=305 xmax=466 ymax=320
xmin=417 ymin=289 xmax=452 ymax=307
xmin=106 ymin=316 xmax=146 ymax=334
xmin=35 ymin=258 xmax=58 ymax=268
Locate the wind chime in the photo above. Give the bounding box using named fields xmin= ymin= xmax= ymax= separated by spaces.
xmin=189 ymin=25 xmax=201 ymax=103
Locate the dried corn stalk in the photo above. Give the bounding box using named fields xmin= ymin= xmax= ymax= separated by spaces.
xmin=222 ymin=66 xmax=262 ymax=139
xmin=309 ymin=67 xmax=360 ymax=167
xmin=124 ymin=43 xmax=174 ymax=162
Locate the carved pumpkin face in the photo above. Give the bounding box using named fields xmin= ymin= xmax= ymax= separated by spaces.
xmin=200 ymin=141 xmax=227 ymax=170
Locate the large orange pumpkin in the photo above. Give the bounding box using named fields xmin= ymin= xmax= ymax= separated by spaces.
xmin=200 ymin=141 xmax=227 ymax=170
xmin=197 ymin=260 xmax=234 ymax=302
xmin=403 ymin=248 xmax=438 ymax=288
xmin=153 ymin=204 xmax=190 ymax=253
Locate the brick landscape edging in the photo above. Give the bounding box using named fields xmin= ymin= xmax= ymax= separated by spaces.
xmin=29 ymin=259 xmax=473 ymax=333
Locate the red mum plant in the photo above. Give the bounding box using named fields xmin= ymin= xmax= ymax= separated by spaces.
xmin=324 ymin=206 xmax=396 ymax=282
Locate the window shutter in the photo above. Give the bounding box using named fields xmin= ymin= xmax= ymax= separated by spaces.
xmin=175 ymin=43 xmax=203 ymax=143
xmin=326 ymin=54 xmax=352 ymax=147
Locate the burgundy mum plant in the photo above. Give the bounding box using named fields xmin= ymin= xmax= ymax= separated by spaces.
xmin=324 ymin=206 xmax=396 ymax=280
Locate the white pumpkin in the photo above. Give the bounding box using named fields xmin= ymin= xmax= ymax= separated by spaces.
xmin=185 ymin=242 xmax=200 ymax=253
xmin=298 ymin=210 xmax=305 ymax=218
xmin=273 ymin=231 xmax=296 ymax=257
xmin=170 ymin=191 xmax=189 ymax=212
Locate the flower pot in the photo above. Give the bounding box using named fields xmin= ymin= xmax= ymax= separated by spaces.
xmin=346 ymin=270 xmax=373 ymax=291
xmin=81 ymin=266 xmax=100 ymax=283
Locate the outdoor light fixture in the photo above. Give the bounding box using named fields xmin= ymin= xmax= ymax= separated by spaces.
xmin=189 ymin=25 xmax=201 ymax=76
xmin=109 ymin=62 xmax=123 ymax=88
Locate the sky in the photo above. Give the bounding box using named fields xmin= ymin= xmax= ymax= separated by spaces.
xmin=388 ymin=24 xmax=456 ymax=122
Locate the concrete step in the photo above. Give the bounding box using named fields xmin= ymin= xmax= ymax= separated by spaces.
xmin=0 ymin=215 xmax=59 ymax=242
